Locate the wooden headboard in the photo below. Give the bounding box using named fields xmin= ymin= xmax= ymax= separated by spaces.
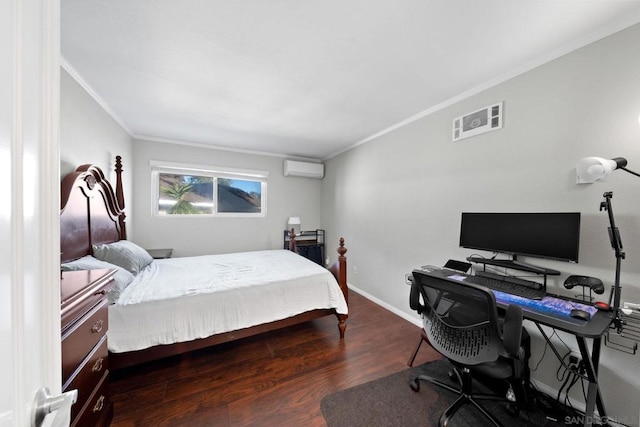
xmin=59 ymin=156 xmax=307 ymax=262
xmin=60 ymin=156 xmax=127 ymax=263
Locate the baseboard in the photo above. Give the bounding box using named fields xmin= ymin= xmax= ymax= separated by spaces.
xmin=348 ymin=283 xmax=422 ymax=328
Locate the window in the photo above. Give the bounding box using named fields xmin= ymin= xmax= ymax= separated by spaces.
xmin=158 ymin=173 xmax=214 ymax=215
xmin=151 ymin=161 xmax=267 ymax=217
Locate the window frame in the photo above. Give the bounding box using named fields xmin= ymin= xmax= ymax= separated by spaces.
xmin=150 ymin=160 xmax=268 ymax=218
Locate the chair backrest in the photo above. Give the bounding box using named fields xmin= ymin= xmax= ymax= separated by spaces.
xmin=411 ymin=270 xmax=503 ymax=366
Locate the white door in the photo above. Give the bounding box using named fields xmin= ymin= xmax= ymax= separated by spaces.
xmin=0 ymin=1 xmax=61 ymax=426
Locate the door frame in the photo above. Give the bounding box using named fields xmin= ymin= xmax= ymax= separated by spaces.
xmin=0 ymin=0 xmax=61 ymax=425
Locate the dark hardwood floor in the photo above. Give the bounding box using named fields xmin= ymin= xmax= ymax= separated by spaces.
xmin=109 ymin=291 xmax=441 ymax=426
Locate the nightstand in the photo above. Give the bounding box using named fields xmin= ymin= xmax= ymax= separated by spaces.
xmin=146 ymin=248 xmax=173 ymax=259
xmin=283 ymin=229 xmax=325 ymax=265
xmin=61 ymin=268 xmax=115 ymax=427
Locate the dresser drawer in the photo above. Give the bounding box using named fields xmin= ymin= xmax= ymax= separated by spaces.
xmin=63 ymin=336 xmax=108 ymax=422
xmin=62 ymin=300 xmax=108 ymax=384
xmin=61 ymin=269 xmax=114 ymax=332
xmin=71 ymin=370 xmax=111 ymax=427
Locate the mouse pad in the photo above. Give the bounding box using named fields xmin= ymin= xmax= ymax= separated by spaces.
xmin=494 ymin=291 xmax=597 ymax=320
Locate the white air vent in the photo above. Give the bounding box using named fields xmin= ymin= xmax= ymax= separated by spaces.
xmin=453 ymin=102 xmax=503 ymax=141
xmin=283 ymin=160 xmax=324 ymax=179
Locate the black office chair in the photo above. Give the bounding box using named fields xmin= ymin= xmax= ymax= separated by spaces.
xmin=409 ymin=270 xmax=527 ymax=427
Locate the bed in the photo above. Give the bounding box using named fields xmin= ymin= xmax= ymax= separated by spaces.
xmin=60 ymin=156 xmax=349 ymax=370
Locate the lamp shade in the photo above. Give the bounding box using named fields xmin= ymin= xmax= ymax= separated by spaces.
xmin=287 ymin=217 xmax=301 ymax=225
xmin=287 ymin=217 xmax=301 ymax=234
xmin=576 ymin=157 xmax=627 ymax=184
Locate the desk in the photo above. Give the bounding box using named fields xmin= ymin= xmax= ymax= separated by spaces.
xmin=417 ymin=268 xmax=613 ymax=427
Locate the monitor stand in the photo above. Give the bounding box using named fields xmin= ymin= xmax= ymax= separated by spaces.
xmin=466 ymin=255 xmax=561 ymax=290
xmin=466 ymin=255 xmax=561 ymax=275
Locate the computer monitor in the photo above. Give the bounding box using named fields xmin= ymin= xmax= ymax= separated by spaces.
xmin=459 ymin=212 xmax=581 ymax=263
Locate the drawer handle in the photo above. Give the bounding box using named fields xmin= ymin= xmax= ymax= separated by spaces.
xmin=92 ymin=357 xmax=104 ymax=373
xmin=91 ymin=319 xmax=104 ymax=333
xmin=92 ymin=395 xmax=105 ymax=413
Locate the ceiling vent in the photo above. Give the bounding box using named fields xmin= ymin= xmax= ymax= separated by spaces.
xmin=283 ymin=160 xmax=324 ymax=179
xmin=453 ymin=102 xmax=503 ymax=141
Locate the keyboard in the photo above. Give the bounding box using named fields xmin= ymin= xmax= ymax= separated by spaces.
xmin=465 ymin=273 xmax=546 ymax=300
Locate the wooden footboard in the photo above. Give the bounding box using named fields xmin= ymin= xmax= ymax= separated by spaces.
xmin=329 ymin=237 xmax=348 ymax=338
xmin=289 ymin=229 xmax=349 ymax=337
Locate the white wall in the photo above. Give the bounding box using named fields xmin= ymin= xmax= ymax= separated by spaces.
xmin=321 ymin=23 xmax=640 ymax=424
xmin=60 ymin=68 xmax=134 ymax=229
xmin=131 ymin=139 xmax=323 ymax=256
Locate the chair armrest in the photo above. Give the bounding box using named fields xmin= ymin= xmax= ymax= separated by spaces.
xmin=502 ymin=304 xmax=523 ymax=357
xmin=409 ymin=279 xmax=425 ymax=314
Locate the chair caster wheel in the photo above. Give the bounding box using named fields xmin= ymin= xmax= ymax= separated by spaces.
xmin=410 ymin=379 xmax=420 ymax=392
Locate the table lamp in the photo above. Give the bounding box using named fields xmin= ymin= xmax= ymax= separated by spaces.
xmin=288 ymin=217 xmax=301 ymax=235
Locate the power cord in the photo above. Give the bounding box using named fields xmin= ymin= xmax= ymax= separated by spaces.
xmin=555 ymin=351 xmax=573 ymax=382
xmin=517 ymin=325 xmax=633 ymax=426
xmin=530 ymin=333 xmax=551 ymax=372
xmin=531 ymin=328 xmax=570 ymax=372
xmin=562 ymin=359 xmax=584 ymax=407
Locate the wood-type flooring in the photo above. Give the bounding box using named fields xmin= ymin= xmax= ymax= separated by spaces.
xmin=110 ymin=291 xmax=441 ymax=426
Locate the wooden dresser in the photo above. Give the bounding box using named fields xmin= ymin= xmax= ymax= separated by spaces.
xmin=61 ymin=268 xmax=115 ymax=427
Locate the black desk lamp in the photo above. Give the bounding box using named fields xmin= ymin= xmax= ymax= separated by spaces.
xmin=576 ymin=156 xmax=640 ymax=331
xmin=599 ymin=192 xmax=624 ymax=331
xmin=576 ymin=156 xmax=640 ymax=183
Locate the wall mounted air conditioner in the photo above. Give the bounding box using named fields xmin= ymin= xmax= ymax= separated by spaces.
xmin=453 ymin=102 xmax=503 ymax=141
xmin=283 ymin=160 xmax=324 ymax=179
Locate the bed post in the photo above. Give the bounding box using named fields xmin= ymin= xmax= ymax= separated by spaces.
xmin=115 ymin=155 xmax=127 ymax=239
xmin=336 ymin=237 xmax=348 ymax=338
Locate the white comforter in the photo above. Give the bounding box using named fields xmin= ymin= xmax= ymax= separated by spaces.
xmin=108 ymin=249 xmax=348 ymax=353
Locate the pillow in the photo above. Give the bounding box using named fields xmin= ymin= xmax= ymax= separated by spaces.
xmin=92 ymin=240 xmax=154 ymax=275
xmin=61 ymin=255 xmax=134 ymax=303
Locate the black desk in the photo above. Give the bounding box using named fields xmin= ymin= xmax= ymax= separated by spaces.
xmin=416 ymin=268 xmax=613 ymax=427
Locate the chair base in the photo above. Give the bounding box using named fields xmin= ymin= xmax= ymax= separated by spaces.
xmin=407 ymin=329 xmax=428 ymax=367
xmin=410 ymin=366 xmax=515 ymax=427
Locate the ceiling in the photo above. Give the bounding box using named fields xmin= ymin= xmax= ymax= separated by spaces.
xmin=61 ymin=1 xmax=640 ymax=160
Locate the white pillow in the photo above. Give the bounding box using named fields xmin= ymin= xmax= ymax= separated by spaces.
xmin=92 ymin=240 xmax=154 ymax=275
xmin=61 ymin=255 xmax=134 ymax=304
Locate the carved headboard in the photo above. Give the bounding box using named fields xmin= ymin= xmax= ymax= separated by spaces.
xmin=60 ymin=156 xmax=127 ymax=263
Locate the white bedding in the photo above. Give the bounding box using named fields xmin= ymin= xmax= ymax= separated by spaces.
xmin=108 ymin=249 xmax=348 ymax=353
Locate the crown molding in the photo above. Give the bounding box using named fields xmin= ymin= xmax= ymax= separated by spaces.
xmin=324 ymin=13 xmax=640 ymax=161
xmin=134 ymin=134 xmax=321 ymax=162
xmin=60 ymin=56 xmax=133 ymax=135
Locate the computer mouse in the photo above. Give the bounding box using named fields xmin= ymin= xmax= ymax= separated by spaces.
xmin=594 ymin=301 xmax=611 ymax=311
xmin=570 ymin=308 xmax=591 ymax=321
